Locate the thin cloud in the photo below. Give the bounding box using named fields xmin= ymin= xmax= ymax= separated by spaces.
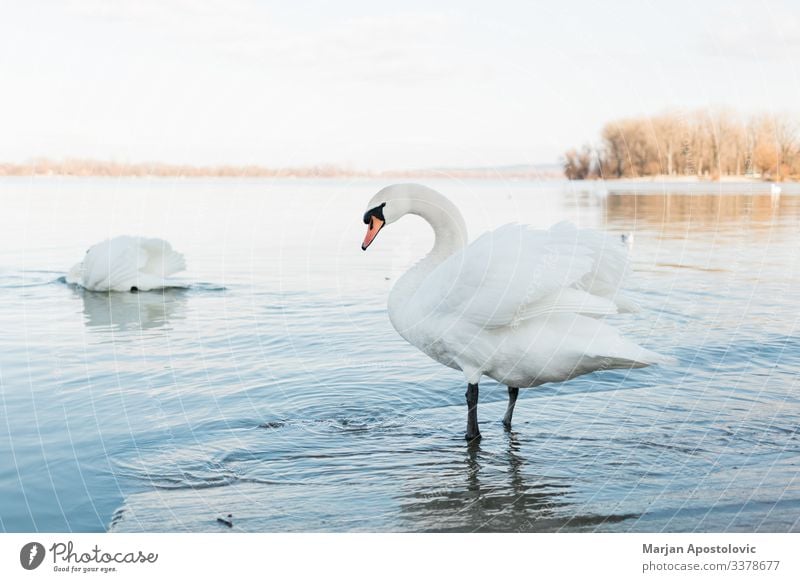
xmin=218 ymin=12 xmax=469 ymax=84
xmin=698 ymin=10 xmax=800 ymax=60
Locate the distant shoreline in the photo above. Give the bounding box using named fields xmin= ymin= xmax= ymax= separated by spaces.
xmin=0 ymin=159 xmax=562 ymax=180
xmin=1 ymin=159 xmax=796 ymax=185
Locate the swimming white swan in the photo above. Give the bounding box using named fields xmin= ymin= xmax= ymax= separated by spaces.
xmin=361 ymin=184 xmax=673 ymax=440
xmin=621 ymin=232 xmax=635 ymax=248
xmin=67 ymin=236 xmax=186 ymax=292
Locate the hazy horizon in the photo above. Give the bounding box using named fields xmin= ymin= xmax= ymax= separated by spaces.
xmin=2 ymin=0 xmax=799 ymax=170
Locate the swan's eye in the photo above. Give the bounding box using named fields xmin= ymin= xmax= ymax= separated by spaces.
xmin=363 ymin=202 xmax=387 ymax=225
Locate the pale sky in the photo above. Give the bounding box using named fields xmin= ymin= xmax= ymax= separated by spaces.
xmin=1 ymin=0 xmax=798 ymax=170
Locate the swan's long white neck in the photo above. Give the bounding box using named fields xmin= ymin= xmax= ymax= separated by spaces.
xmin=405 ymin=187 xmax=468 ymax=260
xmin=383 ymin=185 xmax=468 ymax=317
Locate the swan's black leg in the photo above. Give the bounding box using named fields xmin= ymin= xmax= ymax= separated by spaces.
xmin=465 ymin=383 xmax=481 ymax=441
xmin=503 ymin=386 xmax=519 ymax=430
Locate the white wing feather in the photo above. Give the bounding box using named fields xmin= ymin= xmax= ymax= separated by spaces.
xmin=69 ymin=236 xmax=186 ymax=291
xmin=412 ymin=221 xmax=634 ymax=329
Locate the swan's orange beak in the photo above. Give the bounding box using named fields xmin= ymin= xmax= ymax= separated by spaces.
xmin=362 ymin=216 xmax=384 ymax=250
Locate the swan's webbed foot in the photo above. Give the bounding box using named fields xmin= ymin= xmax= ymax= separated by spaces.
xmin=465 ymin=383 xmax=481 ymax=441
xmin=502 ymin=386 xmax=519 ymax=430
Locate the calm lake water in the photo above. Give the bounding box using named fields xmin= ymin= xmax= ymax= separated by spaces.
xmin=1 ymin=177 xmax=799 ymax=532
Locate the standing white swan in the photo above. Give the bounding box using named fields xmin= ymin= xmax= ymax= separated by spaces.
xmin=361 ymin=184 xmax=673 ymax=441
xmin=67 ymin=236 xmax=186 ymax=292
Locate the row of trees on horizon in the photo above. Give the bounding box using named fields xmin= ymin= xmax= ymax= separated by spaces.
xmin=563 ymin=110 xmax=800 ymax=181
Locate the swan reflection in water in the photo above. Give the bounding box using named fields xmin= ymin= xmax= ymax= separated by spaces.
xmin=74 ymin=287 xmax=188 ymax=331
xmin=400 ymin=433 xmax=638 ymax=532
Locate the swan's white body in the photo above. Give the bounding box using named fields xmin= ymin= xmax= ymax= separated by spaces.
xmin=365 ymin=184 xmax=671 ymax=389
xmin=67 ymin=236 xmax=186 ymax=292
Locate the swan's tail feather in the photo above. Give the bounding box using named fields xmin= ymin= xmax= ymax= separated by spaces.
xmin=581 ymin=321 xmax=677 ymax=370
xmin=640 ymin=349 xmax=678 ymax=367
xmin=595 ymin=347 xmax=677 ymax=369
xmin=134 ymin=240 xmax=186 ymax=290
xmin=139 ymin=238 xmax=187 ymax=277
xmin=591 ymin=339 xmax=678 ymax=369
xmin=159 ymin=249 xmax=187 ymax=277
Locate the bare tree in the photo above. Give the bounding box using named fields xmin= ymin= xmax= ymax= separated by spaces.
xmin=567 ymin=109 xmax=799 ymax=181
xmin=562 ymin=144 xmax=596 ymax=180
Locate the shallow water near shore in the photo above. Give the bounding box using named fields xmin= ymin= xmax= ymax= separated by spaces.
xmin=1 ymin=177 xmax=799 ymax=532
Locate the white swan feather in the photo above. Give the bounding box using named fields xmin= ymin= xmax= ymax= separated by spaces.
xmin=67 ymin=236 xmax=186 ymax=292
xmin=362 ymin=184 xmax=673 ymax=390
